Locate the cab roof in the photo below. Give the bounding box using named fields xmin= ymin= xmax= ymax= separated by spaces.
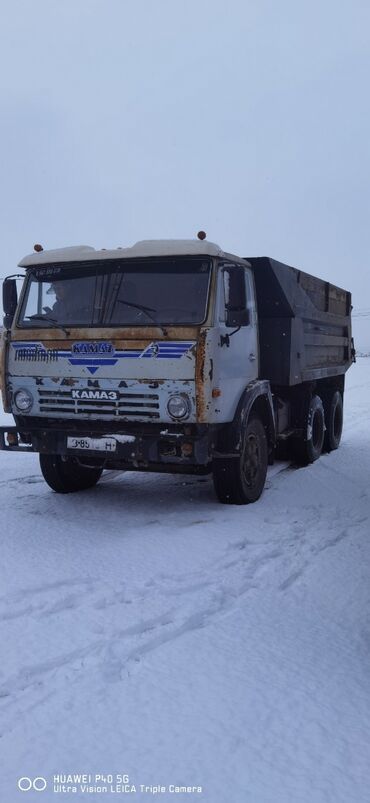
xmin=18 ymin=239 xmax=227 ymax=267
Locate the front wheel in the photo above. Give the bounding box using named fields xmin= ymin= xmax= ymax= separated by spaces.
xmin=39 ymin=454 xmax=103 ymax=493
xmin=213 ymin=415 xmax=268 ymax=504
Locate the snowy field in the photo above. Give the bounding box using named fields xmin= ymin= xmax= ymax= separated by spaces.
xmin=0 ymin=359 xmax=369 ymax=803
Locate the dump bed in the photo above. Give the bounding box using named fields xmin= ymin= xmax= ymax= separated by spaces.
xmin=246 ymin=257 xmax=353 ymax=386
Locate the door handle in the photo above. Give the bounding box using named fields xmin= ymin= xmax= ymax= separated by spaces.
xmin=249 ymin=353 xmax=256 ymax=361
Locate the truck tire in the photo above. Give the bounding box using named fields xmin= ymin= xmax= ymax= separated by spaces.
xmin=39 ymin=454 xmax=103 ymax=493
xmin=324 ymin=390 xmax=343 ymax=452
xmin=213 ymin=414 xmax=268 ymax=504
xmin=293 ymin=394 xmax=325 ymax=465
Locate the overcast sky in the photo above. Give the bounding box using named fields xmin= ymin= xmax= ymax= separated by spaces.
xmin=1 ymin=0 xmax=369 ymax=346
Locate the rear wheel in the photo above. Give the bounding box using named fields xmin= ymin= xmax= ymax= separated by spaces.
xmin=213 ymin=415 xmax=268 ymax=504
xmin=39 ymin=454 xmax=103 ymax=493
xmin=293 ymin=394 xmax=325 ymax=465
xmin=324 ymin=390 xmax=343 ymax=452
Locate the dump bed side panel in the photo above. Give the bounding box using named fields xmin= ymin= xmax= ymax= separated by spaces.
xmin=247 ymin=257 xmax=353 ymax=386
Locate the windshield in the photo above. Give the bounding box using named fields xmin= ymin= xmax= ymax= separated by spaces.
xmin=18 ymin=258 xmax=212 ymax=328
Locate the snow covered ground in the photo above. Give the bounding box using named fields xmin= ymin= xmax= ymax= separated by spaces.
xmin=0 ymin=360 xmax=369 ymax=803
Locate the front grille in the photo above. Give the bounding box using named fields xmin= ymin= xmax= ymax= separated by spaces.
xmin=37 ymin=389 xmax=160 ymax=419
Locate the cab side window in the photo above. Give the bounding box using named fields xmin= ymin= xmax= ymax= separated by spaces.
xmin=218 ymin=262 xmax=252 ymax=326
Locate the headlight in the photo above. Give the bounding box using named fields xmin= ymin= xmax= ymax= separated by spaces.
xmin=167 ymin=394 xmax=191 ymax=420
xmin=14 ymin=388 xmax=33 ymax=412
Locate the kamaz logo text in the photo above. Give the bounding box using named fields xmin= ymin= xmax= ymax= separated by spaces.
xmin=71 ymin=389 xmax=119 ymax=401
xmin=72 ymin=342 xmax=115 ymax=355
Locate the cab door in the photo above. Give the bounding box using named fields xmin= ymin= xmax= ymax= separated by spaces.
xmin=211 ymin=261 xmax=258 ymax=423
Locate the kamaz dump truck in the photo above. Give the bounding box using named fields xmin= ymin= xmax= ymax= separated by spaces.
xmin=0 ymin=237 xmax=354 ymax=503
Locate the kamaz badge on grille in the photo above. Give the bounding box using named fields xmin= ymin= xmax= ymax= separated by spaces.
xmin=71 ymin=389 xmax=119 ymax=401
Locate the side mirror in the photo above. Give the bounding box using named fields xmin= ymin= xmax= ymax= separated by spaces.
xmin=2 ymin=278 xmax=18 ymax=329
xmin=223 ymin=266 xmax=250 ymax=327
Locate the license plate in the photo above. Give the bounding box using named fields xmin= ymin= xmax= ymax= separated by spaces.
xmin=67 ymin=436 xmax=117 ymax=453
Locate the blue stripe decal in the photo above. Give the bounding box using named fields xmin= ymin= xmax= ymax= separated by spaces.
xmin=12 ymin=341 xmax=195 ymax=372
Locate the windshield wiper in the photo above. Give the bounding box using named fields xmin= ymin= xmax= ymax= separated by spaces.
xmin=117 ymin=300 xmax=167 ymax=335
xmin=117 ymin=300 xmax=155 ymax=314
xmin=26 ymin=315 xmax=70 ymax=336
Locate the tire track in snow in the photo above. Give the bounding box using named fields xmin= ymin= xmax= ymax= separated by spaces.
xmin=0 ymin=455 xmax=368 ymax=732
xmin=0 ymin=544 xmax=286 ymax=728
xmin=0 ymin=474 xmax=44 ymax=488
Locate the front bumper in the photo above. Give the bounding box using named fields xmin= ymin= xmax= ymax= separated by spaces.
xmin=0 ymin=421 xmax=214 ymax=473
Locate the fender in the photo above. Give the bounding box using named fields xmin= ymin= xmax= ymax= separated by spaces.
xmin=214 ymin=380 xmax=276 ymax=457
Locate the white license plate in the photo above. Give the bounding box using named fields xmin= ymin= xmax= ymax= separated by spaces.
xmin=67 ymin=436 xmax=117 ymax=453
